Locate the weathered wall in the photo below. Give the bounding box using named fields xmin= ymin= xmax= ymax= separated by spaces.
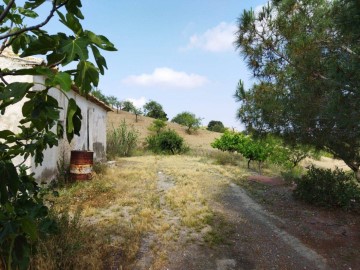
xmin=0 ymin=54 xmax=108 ymax=182
xmin=31 ymin=77 xmax=108 ymax=181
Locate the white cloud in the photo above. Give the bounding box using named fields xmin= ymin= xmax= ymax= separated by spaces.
xmin=184 ymin=22 xmax=237 ymax=52
xmin=126 ymin=96 xmax=147 ymax=108
xmin=122 ymin=67 xmax=208 ymax=89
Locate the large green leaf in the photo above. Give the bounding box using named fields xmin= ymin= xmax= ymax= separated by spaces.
xmin=52 ymin=72 xmax=72 ymax=91
xmin=57 ymin=11 xmax=83 ymax=35
xmin=24 ymin=0 xmax=46 ymax=10
xmin=66 ymin=98 xmax=82 ymax=142
xmin=59 ymin=37 xmax=89 ymax=65
xmin=20 ymin=219 xmax=38 ymax=241
xmin=18 ymin=7 xmax=38 ymax=18
xmin=90 ymin=44 xmax=107 ymax=75
xmin=0 ymin=161 xmax=19 ymax=203
xmin=74 ymin=60 xmax=99 ymax=93
xmin=21 ymin=35 xmax=57 ymax=56
xmin=0 ymin=130 xmax=15 ymax=139
xmin=0 ymin=83 xmax=33 ymax=112
xmin=85 ymin=30 xmax=117 ymax=51
xmin=65 ymin=0 xmax=84 ymax=19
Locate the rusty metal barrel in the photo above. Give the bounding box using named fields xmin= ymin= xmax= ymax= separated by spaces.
xmin=70 ymin=150 xmax=94 ymax=181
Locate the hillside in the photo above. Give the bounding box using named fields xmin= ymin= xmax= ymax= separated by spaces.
xmin=107 ymin=111 xmax=222 ymax=151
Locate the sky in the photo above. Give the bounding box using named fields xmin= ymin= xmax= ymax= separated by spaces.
xmin=48 ymin=1 xmax=267 ymax=130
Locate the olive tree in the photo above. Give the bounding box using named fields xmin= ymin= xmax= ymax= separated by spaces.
xmin=171 ymin=111 xmax=202 ymax=134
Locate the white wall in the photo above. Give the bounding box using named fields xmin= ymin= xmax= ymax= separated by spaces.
xmin=32 ymin=78 xmax=108 ymax=181
xmin=0 ymin=55 xmax=108 ymax=182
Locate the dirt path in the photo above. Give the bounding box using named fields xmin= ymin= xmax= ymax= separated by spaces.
xmin=159 ymin=181 xmax=328 ymax=270
xmin=214 ymin=182 xmax=328 ymax=269
xmin=128 ymin=159 xmax=330 ymax=270
xmin=91 ymin=156 xmax=359 ymax=269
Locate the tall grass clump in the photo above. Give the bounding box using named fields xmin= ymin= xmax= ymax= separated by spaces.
xmin=31 ymin=208 xmax=106 ymax=269
xmin=107 ymin=120 xmax=139 ymax=158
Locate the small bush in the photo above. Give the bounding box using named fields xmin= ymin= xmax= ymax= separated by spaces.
xmin=146 ymin=129 xmax=188 ymax=154
xmin=148 ymin=119 xmax=167 ymax=134
xmin=212 ymin=151 xmax=240 ymax=166
xmin=93 ymin=162 xmax=107 ymax=175
xmin=294 ymin=166 xmax=360 ymax=209
xmin=207 ymin=121 xmax=225 ymax=133
xmin=107 ymin=120 xmax=139 ymax=158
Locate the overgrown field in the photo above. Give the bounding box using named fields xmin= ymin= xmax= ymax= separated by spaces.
xmin=33 ymin=155 xmax=248 ymax=269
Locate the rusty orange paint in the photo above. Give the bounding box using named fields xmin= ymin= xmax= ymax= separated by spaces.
xmin=70 ymin=150 xmax=94 ymax=181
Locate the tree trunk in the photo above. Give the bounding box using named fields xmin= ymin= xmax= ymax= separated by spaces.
xmin=356 ymin=169 xmax=360 ymax=182
xmin=342 ymin=160 xmax=360 ymax=182
xmin=247 ymin=159 xmax=251 ymax=169
xmin=258 ymin=161 xmax=262 ymax=175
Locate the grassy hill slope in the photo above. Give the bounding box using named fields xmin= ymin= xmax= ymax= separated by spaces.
xmin=107 ymin=111 xmax=222 ymax=151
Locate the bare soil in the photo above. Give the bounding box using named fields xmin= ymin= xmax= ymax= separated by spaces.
xmin=241 ymin=175 xmax=360 ymax=270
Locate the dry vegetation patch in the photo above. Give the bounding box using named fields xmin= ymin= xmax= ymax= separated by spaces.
xmin=39 ymin=155 xmax=248 ymax=269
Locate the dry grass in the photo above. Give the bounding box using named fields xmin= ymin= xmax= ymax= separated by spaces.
xmin=107 ymin=111 xmax=221 ymax=151
xmin=36 ymin=154 xmax=249 ymax=268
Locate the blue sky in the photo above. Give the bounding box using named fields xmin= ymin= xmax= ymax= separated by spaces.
xmin=53 ymin=1 xmax=267 ymax=129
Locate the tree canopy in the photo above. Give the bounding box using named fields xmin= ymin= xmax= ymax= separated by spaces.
xmin=207 ymin=120 xmax=225 ymax=133
xmin=171 ymin=111 xmax=202 ymax=134
xmin=122 ymin=100 xmax=136 ymax=112
xmin=235 ymin=0 xmax=360 ymax=180
xmin=143 ymin=100 xmax=168 ymax=121
xmin=91 ymin=88 xmax=110 ymax=105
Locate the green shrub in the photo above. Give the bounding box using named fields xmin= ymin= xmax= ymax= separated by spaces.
xmin=107 ymin=120 xmax=139 ymax=158
xmin=171 ymin=111 xmax=202 ymax=134
xmin=294 ymin=166 xmax=360 ymax=209
xmin=211 ymin=151 xmax=240 ymax=166
xmin=207 ymin=121 xmax=225 ymax=133
xmin=148 ymin=119 xmax=167 ymax=134
xmin=280 ymin=167 xmax=303 ymax=185
xmin=211 ymin=131 xmax=272 ymax=173
xmin=146 ymin=129 xmax=188 ymax=154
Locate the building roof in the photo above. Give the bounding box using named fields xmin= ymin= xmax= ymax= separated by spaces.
xmin=72 ymin=85 xmax=113 ymax=112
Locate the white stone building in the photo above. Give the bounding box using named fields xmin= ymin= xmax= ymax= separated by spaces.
xmin=0 ymin=50 xmax=112 ymax=182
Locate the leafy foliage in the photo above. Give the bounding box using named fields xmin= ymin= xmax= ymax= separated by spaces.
xmin=211 ymin=132 xmax=272 ymax=172
xmin=207 ymin=120 xmax=225 ymax=133
xmin=266 ymin=137 xmax=311 ymax=169
xmin=106 ymin=95 xmax=118 ymax=109
xmin=90 ymin=88 xmax=109 ymax=105
xmin=148 ymin=119 xmax=167 ymax=135
xmin=294 ymin=167 xmax=360 ymax=209
xmin=122 ymin=100 xmax=136 ymax=112
xmin=171 ymin=111 xmax=202 ymax=134
xmin=0 ymin=0 xmax=115 ymax=268
xmin=143 ymin=100 xmax=168 ymax=120
xmin=146 ymin=129 xmax=187 ymax=155
xmin=107 ymin=120 xmax=139 ymax=158
xmin=235 ymin=0 xmax=360 ymax=180
xmin=132 ymin=107 xmax=142 ymax=122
